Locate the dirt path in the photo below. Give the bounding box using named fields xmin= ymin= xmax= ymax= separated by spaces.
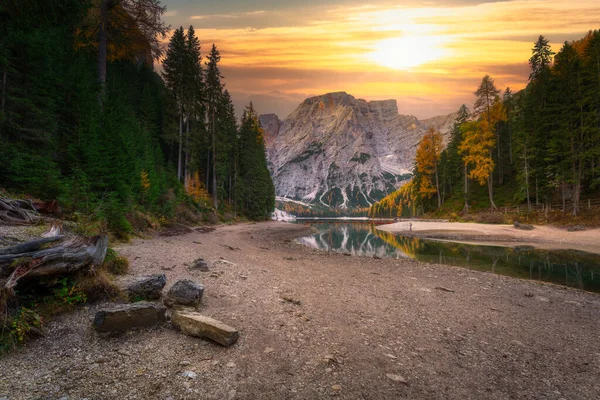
xmin=378 ymin=221 xmax=600 ymax=254
xmin=1 ymin=221 xmax=600 ymax=399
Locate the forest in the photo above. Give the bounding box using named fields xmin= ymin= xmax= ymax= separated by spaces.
xmin=0 ymin=0 xmax=275 ymax=236
xmin=371 ymin=31 xmax=600 ymax=221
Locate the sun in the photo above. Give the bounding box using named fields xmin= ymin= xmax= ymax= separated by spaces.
xmin=368 ymin=36 xmax=449 ymax=70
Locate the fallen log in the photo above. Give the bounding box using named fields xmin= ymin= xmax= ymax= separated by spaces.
xmin=0 ymin=197 xmax=41 ymax=225
xmin=0 ymin=234 xmax=108 ymax=291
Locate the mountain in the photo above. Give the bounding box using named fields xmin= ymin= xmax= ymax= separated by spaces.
xmin=260 ymin=92 xmax=456 ymax=209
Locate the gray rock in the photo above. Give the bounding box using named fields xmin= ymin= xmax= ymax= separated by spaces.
xmin=514 ymin=221 xmax=534 ymax=231
xmin=118 ymin=274 xmax=167 ymax=301
xmin=181 ymin=371 xmax=197 ymax=379
xmin=93 ymin=301 xmax=166 ymax=333
xmin=165 ymin=279 xmax=205 ymax=307
xmin=171 ymin=310 xmax=239 ymax=346
xmin=190 ymin=258 xmax=209 ymax=271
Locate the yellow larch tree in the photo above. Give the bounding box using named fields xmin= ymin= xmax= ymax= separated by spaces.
xmin=415 ymin=127 xmax=444 ymax=209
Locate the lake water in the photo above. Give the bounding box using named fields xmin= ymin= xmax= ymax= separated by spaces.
xmin=296 ymin=221 xmax=600 ymax=293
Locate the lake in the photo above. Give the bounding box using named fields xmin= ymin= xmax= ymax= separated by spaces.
xmin=296 ymin=221 xmax=600 ymax=293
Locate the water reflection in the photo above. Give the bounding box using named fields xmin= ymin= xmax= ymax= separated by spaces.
xmin=296 ymin=221 xmax=600 ymax=293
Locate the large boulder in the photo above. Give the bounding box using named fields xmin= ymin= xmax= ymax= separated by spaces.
xmin=93 ymin=302 xmax=166 ymax=333
xmin=118 ymin=274 xmax=166 ymax=301
xmin=171 ymin=310 xmax=239 ymax=346
xmin=165 ymin=279 xmax=204 ymax=307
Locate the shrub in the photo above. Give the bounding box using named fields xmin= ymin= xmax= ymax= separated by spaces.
xmin=100 ymin=248 xmax=130 ymax=275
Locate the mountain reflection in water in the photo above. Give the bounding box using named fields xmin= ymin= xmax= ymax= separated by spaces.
xmin=296 ymin=221 xmax=600 ymax=293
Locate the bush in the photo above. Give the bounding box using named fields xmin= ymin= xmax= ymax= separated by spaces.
xmin=100 ymin=248 xmax=130 ymax=275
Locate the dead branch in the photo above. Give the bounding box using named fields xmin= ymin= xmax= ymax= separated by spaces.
xmin=0 ymin=197 xmax=41 ymax=225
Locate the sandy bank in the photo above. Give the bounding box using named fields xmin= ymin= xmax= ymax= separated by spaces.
xmin=378 ymin=221 xmax=600 ymax=254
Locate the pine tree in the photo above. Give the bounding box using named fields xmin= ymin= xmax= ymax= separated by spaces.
xmin=205 ymin=44 xmax=223 ymax=209
xmin=237 ymin=103 xmax=275 ymax=219
xmin=162 ymin=26 xmax=186 ymax=181
xmin=183 ymin=25 xmax=203 ymax=185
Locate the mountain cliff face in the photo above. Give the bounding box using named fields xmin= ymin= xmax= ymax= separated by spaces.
xmin=260 ymin=92 xmax=456 ymax=209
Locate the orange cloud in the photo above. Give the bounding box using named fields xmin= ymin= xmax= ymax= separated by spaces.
xmin=166 ymin=0 xmax=600 ymax=119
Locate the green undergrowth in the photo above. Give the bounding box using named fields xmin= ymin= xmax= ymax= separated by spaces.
xmin=0 ymin=249 xmax=127 ymax=354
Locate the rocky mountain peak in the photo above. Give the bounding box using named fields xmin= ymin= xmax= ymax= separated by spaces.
xmin=260 ymin=92 xmax=456 ymax=210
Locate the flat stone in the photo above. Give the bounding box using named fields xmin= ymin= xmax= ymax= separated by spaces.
xmin=118 ymin=274 xmax=167 ymax=301
xmin=165 ymin=279 xmax=205 ymax=307
xmin=171 ymin=310 xmax=239 ymax=347
xmin=93 ymin=302 xmax=166 ymax=333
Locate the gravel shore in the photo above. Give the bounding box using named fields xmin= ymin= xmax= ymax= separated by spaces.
xmin=1 ymin=221 xmax=599 ymax=399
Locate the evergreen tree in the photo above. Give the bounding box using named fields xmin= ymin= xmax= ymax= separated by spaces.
xmin=183 ymin=25 xmax=203 ymax=185
xmin=162 ymin=26 xmax=186 ymax=181
xmin=237 ymin=103 xmax=275 ymax=219
xmin=205 ymin=44 xmax=223 ymax=209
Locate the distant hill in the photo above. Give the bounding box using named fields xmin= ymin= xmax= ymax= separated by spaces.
xmin=259 ymin=92 xmax=456 ymax=209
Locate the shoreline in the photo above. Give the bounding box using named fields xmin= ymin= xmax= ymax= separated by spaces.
xmin=377 ymin=221 xmax=600 ymax=255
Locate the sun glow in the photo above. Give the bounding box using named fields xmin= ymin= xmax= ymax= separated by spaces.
xmin=368 ymin=36 xmax=450 ymax=70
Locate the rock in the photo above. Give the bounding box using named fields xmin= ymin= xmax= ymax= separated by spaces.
xmin=181 ymin=371 xmax=197 ymax=379
xmin=164 ymin=279 xmax=205 ymax=307
xmin=226 ymin=362 xmax=236 ymax=368
xmin=331 ymin=385 xmax=342 ymax=391
xmin=93 ymin=302 xmax=166 ymax=333
xmin=118 ymin=274 xmax=167 ymax=301
xmin=171 ymin=310 xmax=239 ymax=346
xmin=386 ymin=374 xmax=408 ymax=384
xmin=514 ymin=221 xmax=534 ymax=231
xmin=190 ymin=258 xmax=209 ymax=271
xmin=264 ymin=347 xmax=275 ymax=353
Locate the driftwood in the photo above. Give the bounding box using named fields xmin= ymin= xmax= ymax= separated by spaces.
xmin=0 ymin=226 xmax=108 ymax=291
xmin=0 ymin=197 xmax=41 ymax=225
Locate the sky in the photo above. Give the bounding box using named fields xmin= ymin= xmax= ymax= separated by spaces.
xmin=160 ymin=0 xmax=600 ymax=119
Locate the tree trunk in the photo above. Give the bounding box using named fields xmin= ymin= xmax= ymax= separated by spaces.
xmin=463 ymin=163 xmax=469 ymax=213
xmin=177 ymin=109 xmax=183 ymax=181
xmin=434 ymin=163 xmax=441 ymax=209
xmin=488 ymin=175 xmax=497 ymax=210
xmin=572 ymin=157 xmax=582 ymax=217
xmin=0 ymin=235 xmax=108 ymax=292
xmin=524 ymin=146 xmax=531 ymax=212
xmin=1 ymin=68 xmax=6 ymax=114
xmin=184 ymin=116 xmax=190 ymax=187
xmin=497 ymin=130 xmax=503 ymax=185
xmin=97 ymin=0 xmax=109 ymax=102
xmin=211 ymin=109 xmax=218 ymax=210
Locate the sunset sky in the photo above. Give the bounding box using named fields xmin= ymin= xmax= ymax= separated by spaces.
xmin=161 ymin=0 xmax=600 ymax=119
